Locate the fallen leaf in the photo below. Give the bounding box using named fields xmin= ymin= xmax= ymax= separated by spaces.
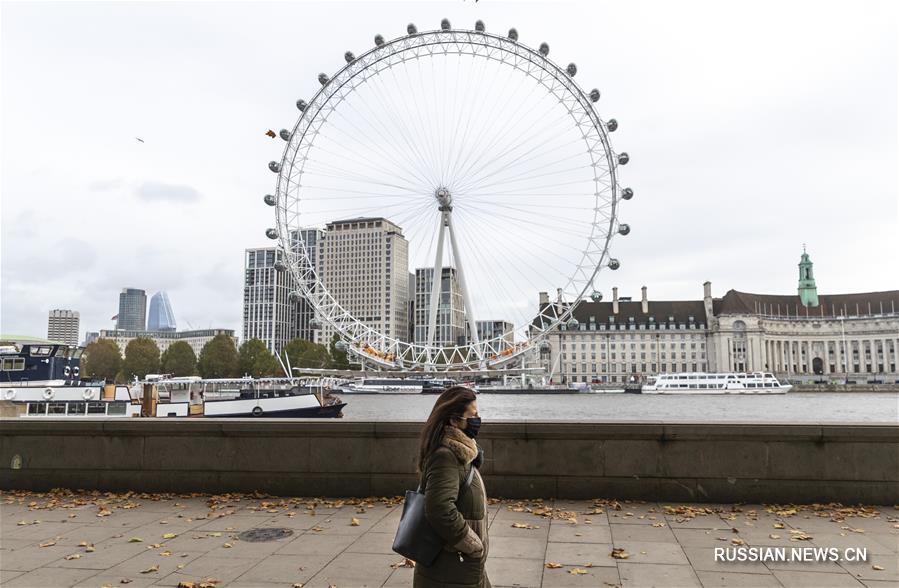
xmin=731 ymin=538 xmax=745 ymax=546
xmin=773 ymin=522 xmax=785 ymax=529
xmin=223 ymin=542 xmax=232 ymax=548
xmin=350 ymin=517 xmax=360 ymax=526
xmin=39 ymin=540 xmax=56 ymax=548
xmin=140 ymin=564 xmax=159 ymax=574
xmin=652 ymin=522 xmax=665 ymax=527
xmin=120 ymin=580 xmax=132 ymax=584
xmin=207 ymin=532 xmax=222 ymax=537
xmin=159 ymin=550 xmax=172 ymax=556
xmin=128 ymin=537 xmax=143 ymax=543
xmin=545 ymin=562 xmax=563 ymax=569
xmin=873 ymin=565 xmax=884 ymax=571
xmin=569 ymin=568 xmax=588 ymax=575
xmin=610 ymin=547 xmax=629 ymax=559
xmin=162 ymin=533 xmax=178 ymax=539
xmin=770 ymin=534 xmax=781 ymax=539
xmin=65 ymin=553 xmax=82 ymax=560
xmin=86 ymin=546 xmax=95 ymax=552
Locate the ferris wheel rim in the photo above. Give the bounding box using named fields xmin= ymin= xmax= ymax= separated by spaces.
xmin=271 ymin=24 xmax=625 ymax=370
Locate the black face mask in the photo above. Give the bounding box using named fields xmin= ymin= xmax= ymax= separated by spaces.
xmin=462 ymin=416 xmax=482 ymax=439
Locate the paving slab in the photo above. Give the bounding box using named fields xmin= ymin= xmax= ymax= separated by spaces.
xmin=2 ymin=492 xmax=895 ymax=587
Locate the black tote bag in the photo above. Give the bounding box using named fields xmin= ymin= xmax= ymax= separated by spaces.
xmin=392 ymin=464 xmax=475 ymax=566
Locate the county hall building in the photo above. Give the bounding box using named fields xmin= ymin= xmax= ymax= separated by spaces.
xmin=533 ymin=250 xmax=898 ymax=383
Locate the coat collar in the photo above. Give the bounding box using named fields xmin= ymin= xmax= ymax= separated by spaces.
xmin=442 ymin=425 xmax=478 ymax=464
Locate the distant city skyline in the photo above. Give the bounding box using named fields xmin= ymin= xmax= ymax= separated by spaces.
xmin=2 ymin=1 xmax=896 ymax=340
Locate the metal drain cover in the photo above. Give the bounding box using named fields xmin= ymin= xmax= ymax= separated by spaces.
xmin=238 ymin=527 xmax=294 ymax=542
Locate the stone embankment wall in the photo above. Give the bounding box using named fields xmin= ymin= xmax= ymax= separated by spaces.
xmin=1 ymin=420 xmax=896 ymax=503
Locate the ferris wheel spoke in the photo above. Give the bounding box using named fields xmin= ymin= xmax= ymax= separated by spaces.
xmin=302 ymin=160 xmax=426 ymax=194
xmin=351 ymin=73 xmax=441 ymax=187
xmin=319 ymin=107 xmax=433 ymax=191
xmin=454 ymin=136 xmax=587 ymax=195
xmin=452 ymin=207 xmax=571 ymax=326
xmin=463 ymin=164 xmax=593 ymax=198
xmin=397 ymin=58 xmax=443 ymax=185
xmin=446 ymin=63 xmax=530 ymax=187
xmin=452 ymin=107 xmax=576 ymax=193
xmin=457 ymin=201 xmax=596 ymax=256
xmin=307 ymin=128 xmax=428 ymax=193
xmin=441 ymin=54 xmax=496 ymax=188
xmin=450 ymin=75 xmax=552 ymax=189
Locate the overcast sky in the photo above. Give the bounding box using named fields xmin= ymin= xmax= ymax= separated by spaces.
xmin=1 ymin=0 xmax=897 ymax=342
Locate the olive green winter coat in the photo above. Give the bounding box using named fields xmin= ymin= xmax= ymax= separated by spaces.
xmin=413 ymin=426 xmax=491 ymax=588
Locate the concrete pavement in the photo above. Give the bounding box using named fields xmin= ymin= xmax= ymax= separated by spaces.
xmin=2 ymin=490 xmax=897 ymax=587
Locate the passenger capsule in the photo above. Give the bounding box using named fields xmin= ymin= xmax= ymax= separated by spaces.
xmin=617 ymin=152 xmax=629 ymax=165
xmin=279 ymin=129 xmax=290 ymax=141
xmin=335 ymin=340 xmax=348 ymax=351
xmin=288 ymin=291 xmax=300 ymax=302
xmin=566 ymin=63 xmax=577 ymax=76
xmin=374 ymin=34 xmax=385 ymax=46
xmin=441 ymin=18 xmax=451 ymax=30
xmin=607 ymin=119 xmax=618 ymax=132
xmin=508 ymin=28 xmax=518 ymax=41
xmin=263 ymin=194 xmax=276 ymax=206
xmin=318 ymin=73 xmax=329 ymax=85
xmin=475 ymin=20 xmax=485 ymax=32
xmin=591 ymin=291 xmax=603 ymax=302
xmin=268 ymin=161 xmax=280 ymax=173
xmin=618 ymin=223 xmax=631 ymax=236
xmin=567 ymin=318 xmax=579 ymax=328
xmin=265 ymin=228 xmax=279 ymax=240
xmin=608 ymin=258 xmax=621 ymax=270
xmin=407 ymin=23 xmax=417 ymax=34
xmin=273 ymin=261 xmax=287 ymax=272
xmin=344 ymin=51 xmax=355 ymax=63
xmin=589 ymin=88 xmax=600 ymax=102
xmin=539 ymin=42 xmax=549 ymax=56
xmin=310 ymin=319 xmax=322 ymax=329
xmin=296 ymin=99 xmax=307 ymax=111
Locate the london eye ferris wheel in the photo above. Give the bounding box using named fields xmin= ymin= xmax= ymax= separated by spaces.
xmin=264 ymin=19 xmax=634 ymax=371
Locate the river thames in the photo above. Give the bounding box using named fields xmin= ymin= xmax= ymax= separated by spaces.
xmin=337 ymin=391 xmax=899 ymax=423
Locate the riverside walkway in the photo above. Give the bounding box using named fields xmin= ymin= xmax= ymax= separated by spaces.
xmin=1 ymin=491 xmax=896 ymax=588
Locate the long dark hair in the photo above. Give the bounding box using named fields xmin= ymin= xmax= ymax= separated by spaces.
xmin=418 ymin=385 xmax=477 ymax=472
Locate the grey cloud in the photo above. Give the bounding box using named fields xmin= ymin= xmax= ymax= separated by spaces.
xmin=135 ymin=181 xmax=202 ymax=203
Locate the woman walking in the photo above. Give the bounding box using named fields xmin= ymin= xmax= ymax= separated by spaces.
xmin=413 ymin=386 xmax=490 ymax=588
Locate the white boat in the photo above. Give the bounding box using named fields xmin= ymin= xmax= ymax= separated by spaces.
xmin=340 ymin=377 xmax=423 ymax=394
xmin=148 ymin=377 xmax=345 ymax=417
xmin=641 ymin=372 xmax=792 ymax=394
xmin=1 ymin=336 xmax=141 ymax=417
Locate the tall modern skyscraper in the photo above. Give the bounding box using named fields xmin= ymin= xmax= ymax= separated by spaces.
xmin=243 ymin=247 xmax=300 ymax=354
xmin=116 ymin=288 xmax=147 ymax=331
xmin=47 ymin=309 xmax=80 ymax=346
xmin=414 ymin=267 xmax=465 ymax=347
xmin=317 ymin=217 xmax=410 ymax=344
xmin=147 ymin=291 xmax=177 ymax=331
xmin=291 ymin=228 xmax=324 ymax=344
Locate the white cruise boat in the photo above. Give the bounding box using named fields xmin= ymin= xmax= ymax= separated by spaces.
xmin=641 ymin=372 xmax=792 ymax=394
xmin=340 ymin=377 xmax=423 ymax=394
xmin=148 ymin=376 xmax=345 ymax=417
